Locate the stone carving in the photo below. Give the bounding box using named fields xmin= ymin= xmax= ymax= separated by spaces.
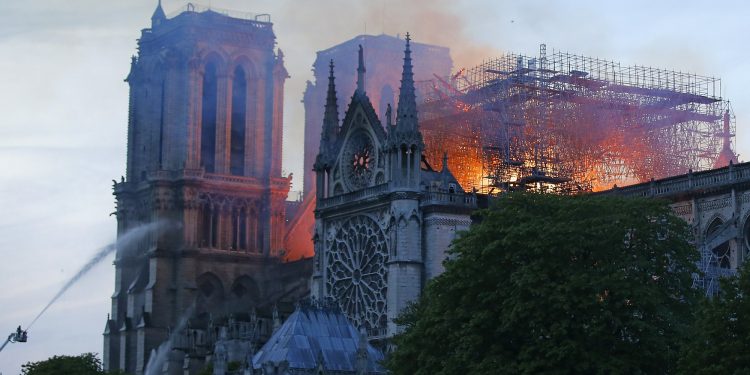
xmin=325 ymin=215 xmax=388 ymax=331
xmin=343 ymin=130 xmax=376 ymax=191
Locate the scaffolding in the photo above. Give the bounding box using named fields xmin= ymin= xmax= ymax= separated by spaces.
xmin=418 ymin=45 xmax=735 ymax=194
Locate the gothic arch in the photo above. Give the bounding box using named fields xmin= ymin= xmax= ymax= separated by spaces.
xmin=200 ymin=57 xmax=221 ymax=173
xmin=230 ymin=55 xmax=260 ymax=79
xmin=197 ymin=272 xmax=225 ymax=298
xmin=230 ymin=275 xmax=260 ymax=300
xmin=705 ymin=215 xmax=732 ymax=269
xmin=195 ymin=272 xmax=226 ymax=316
xmin=408 ymin=210 xmax=421 ymax=224
xmin=199 ymin=50 xmax=228 ymax=76
xmin=230 ymin=65 xmax=248 ymax=176
xmin=227 ymin=275 xmax=261 ymax=313
xmin=704 ymin=214 xmax=727 ymax=236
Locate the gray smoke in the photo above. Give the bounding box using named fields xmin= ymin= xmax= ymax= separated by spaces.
xmin=144 ymin=305 xmax=195 ymax=375
xmin=26 ymin=220 xmax=172 ymax=330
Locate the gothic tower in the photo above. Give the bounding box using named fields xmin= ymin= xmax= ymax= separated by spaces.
xmin=103 ymin=4 xmax=308 ymax=374
xmin=312 ymin=36 xmax=474 ymax=341
xmin=283 ymin=35 xmax=452 ymax=261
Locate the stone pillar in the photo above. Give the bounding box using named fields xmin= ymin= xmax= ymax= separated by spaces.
xmin=215 ymin=73 xmax=230 ymax=174
xmin=386 ymin=200 xmax=423 ymax=336
xmin=186 ymin=59 xmax=203 ymax=170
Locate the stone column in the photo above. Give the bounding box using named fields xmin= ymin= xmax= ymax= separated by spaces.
xmin=186 ymin=59 xmax=203 ymax=170
xmin=215 ymin=73 xmax=231 ymax=174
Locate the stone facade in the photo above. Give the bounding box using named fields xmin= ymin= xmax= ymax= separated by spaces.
xmin=311 ymin=37 xmax=474 ymax=340
xmin=103 ymin=5 xmax=311 ymax=374
xmin=605 ymin=161 xmax=750 ymax=295
xmin=302 ymin=34 xmax=453 ymax=196
xmin=283 ymin=35 xmax=453 ymax=261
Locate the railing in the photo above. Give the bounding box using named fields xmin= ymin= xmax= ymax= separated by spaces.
xmin=148 ymin=169 xmax=205 ymax=181
xmin=605 ymin=161 xmax=750 ymax=198
xmin=318 ymin=183 xmax=390 ymax=209
xmin=317 ymin=186 xmax=478 ymax=210
xmin=114 ymin=169 xmax=282 ymax=192
xmin=168 ymin=3 xmax=271 ymax=23
xmin=204 ymin=173 xmax=261 ymax=185
xmin=421 ymin=192 xmax=477 ymax=208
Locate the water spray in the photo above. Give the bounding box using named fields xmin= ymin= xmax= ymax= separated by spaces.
xmin=144 ymin=305 xmax=195 ymax=375
xmin=0 ymin=220 xmax=172 ymax=354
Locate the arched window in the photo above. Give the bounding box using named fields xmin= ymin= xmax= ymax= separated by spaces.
xmin=232 ymin=207 xmax=248 ymax=251
xmin=707 ymin=218 xmax=731 ymax=269
xmin=195 ymin=273 xmax=225 ymax=317
xmin=200 ymin=205 xmax=219 ymax=248
xmin=230 ymin=66 xmax=247 ymax=176
xmin=230 ymin=276 xmax=259 ymax=300
xmin=201 ymin=62 xmax=218 ymax=173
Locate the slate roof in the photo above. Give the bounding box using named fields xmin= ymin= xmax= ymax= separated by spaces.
xmin=252 ymin=306 xmax=386 ymax=374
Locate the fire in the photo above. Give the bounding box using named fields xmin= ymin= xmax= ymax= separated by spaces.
xmin=416 ymin=49 xmax=732 ymax=195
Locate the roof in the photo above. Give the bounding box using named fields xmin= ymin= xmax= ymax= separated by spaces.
xmin=421 ymin=155 xmax=465 ymax=193
xmin=252 ymin=306 xmax=386 ymax=373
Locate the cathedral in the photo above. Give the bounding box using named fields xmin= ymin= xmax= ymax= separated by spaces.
xmin=285 ymin=33 xmax=453 ymax=261
xmin=310 ymin=36 xmax=475 ymax=339
xmin=103 ymin=3 xmax=474 ymax=372
xmin=103 ymin=4 xmax=311 ymax=374
xmin=104 ymin=3 xmax=750 ymax=375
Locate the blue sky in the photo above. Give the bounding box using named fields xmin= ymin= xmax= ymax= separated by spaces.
xmin=0 ymin=0 xmax=748 ymax=373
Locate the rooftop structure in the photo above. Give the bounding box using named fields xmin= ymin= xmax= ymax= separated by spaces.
xmin=252 ymin=304 xmax=386 ymax=374
xmin=418 ymin=45 xmax=737 ymax=194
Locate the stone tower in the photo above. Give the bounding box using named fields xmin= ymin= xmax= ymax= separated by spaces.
xmin=103 ymin=4 xmax=309 ymax=374
xmin=311 ymin=36 xmax=475 ymax=341
xmin=284 ymin=35 xmax=452 ymax=263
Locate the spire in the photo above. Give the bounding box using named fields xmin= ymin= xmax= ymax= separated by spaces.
xmin=356 ymin=45 xmax=366 ymax=94
xmin=714 ymin=109 xmax=737 ymax=168
xmin=441 ymin=152 xmax=449 ymax=173
xmin=321 ymin=60 xmax=339 ymax=146
xmin=396 ymin=32 xmax=418 ymax=131
xmin=151 ymin=0 xmax=166 ymax=27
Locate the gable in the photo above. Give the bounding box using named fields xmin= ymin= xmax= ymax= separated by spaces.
xmin=329 ymin=95 xmax=387 ymax=195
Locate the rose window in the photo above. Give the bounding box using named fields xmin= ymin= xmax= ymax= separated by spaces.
xmin=326 ymin=215 xmax=388 ymax=332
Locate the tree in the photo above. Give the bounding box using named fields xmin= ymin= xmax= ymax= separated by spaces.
xmin=21 ymin=353 xmax=102 ymax=375
xmin=20 ymin=353 xmax=126 ymax=375
xmin=679 ymin=263 xmax=750 ymax=374
xmin=386 ymin=193 xmax=701 ymax=375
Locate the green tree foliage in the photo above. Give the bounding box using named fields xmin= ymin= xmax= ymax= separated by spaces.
xmin=21 ymin=353 xmax=102 ymax=375
xmin=20 ymin=353 xmax=127 ymax=375
xmin=679 ymin=263 xmax=750 ymax=374
xmin=386 ymin=193 xmax=701 ymax=375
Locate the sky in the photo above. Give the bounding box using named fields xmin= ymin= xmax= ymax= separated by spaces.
xmin=0 ymin=0 xmax=749 ymax=373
